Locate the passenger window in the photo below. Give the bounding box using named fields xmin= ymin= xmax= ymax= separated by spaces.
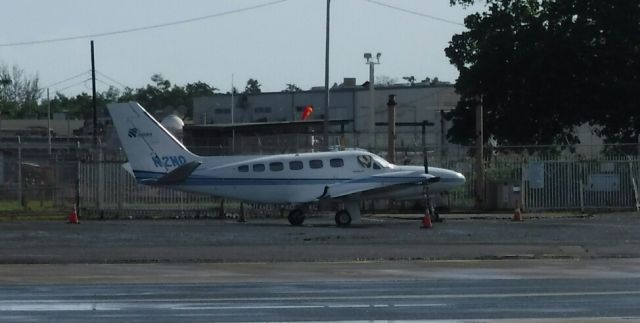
xmin=253 ymin=164 xmax=265 ymax=172
xmin=330 ymin=158 xmax=344 ymax=168
xmin=373 ymin=162 xmax=381 ymax=170
xmin=270 ymin=162 xmax=284 ymax=171
xmin=309 ymin=160 xmax=323 ymax=169
xmin=238 ymin=165 xmax=249 ymax=172
xmin=289 ymin=161 xmax=303 ymax=170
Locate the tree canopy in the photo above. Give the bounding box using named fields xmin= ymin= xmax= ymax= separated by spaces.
xmin=244 ymin=78 xmax=261 ymax=94
xmin=0 ymin=63 xmax=40 ymax=118
xmin=0 ymin=68 xmax=223 ymax=120
xmin=445 ymin=0 xmax=640 ymax=147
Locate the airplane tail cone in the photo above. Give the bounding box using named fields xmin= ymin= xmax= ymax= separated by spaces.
xmin=421 ymin=208 xmax=433 ymax=229
xmin=512 ymin=201 xmax=523 ymax=222
xmin=68 ymin=205 xmax=79 ymax=224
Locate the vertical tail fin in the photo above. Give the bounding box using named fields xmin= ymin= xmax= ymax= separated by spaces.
xmin=107 ymin=102 xmax=198 ymax=178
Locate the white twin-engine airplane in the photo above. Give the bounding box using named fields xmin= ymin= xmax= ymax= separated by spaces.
xmin=107 ymin=102 xmax=466 ymax=226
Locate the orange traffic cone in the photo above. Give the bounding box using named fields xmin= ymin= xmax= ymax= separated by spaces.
xmin=512 ymin=201 xmax=522 ymax=222
xmin=68 ymin=206 xmax=79 ymax=224
xmin=421 ymin=208 xmax=433 ymax=229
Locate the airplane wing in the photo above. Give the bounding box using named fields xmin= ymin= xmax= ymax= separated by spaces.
xmin=319 ymin=171 xmax=439 ymax=199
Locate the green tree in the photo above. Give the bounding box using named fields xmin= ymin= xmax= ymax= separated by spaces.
xmin=0 ymin=63 xmax=41 ymax=118
xmin=186 ymin=81 xmax=218 ymax=97
xmin=375 ymin=75 xmax=397 ymax=86
xmin=46 ymin=75 xmax=218 ymax=121
xmin=48 ymin=92 xmax=95 ymax=120
xmin=402 ymin=76 xmax=416 ymax=86
xmin=445 ymin=0 xmax=640 ymax=147
xmin=118 ymin=74 xmax=218 ymax=119
xmin=244 ymin=78 xmax=261 ymax=94
xmin=283 ymin=83 xmax=302 ymax=92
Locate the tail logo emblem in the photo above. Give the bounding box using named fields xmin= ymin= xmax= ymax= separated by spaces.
xmin=128 ymin=128 xmax=138 ymax=138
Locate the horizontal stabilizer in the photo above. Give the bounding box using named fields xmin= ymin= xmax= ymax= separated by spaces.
xmin=140 ymin=161 xmax=202 ymax=185
xmin=121 ymin=163 xmax=134 ymax=177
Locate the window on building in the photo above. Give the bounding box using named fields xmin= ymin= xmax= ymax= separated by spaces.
xmin=238 ymin=165 xmax=249 ymax=172
xmin=269 ymin=162 xmax=284 ymax=171
xmin=253 ymin=164 xmax=265 ymax=172
xmin=289 ymin=161 xmax=303 ymax=170
xmin=254 ymin=107 xmax=272 ymax=114
xmin=330 ymin=158 xmax=344 ymax=168
xmin=215 ymin=108 xmax=231 ymax=114
xmin=309 ymin=160 xmax=323 ymax=169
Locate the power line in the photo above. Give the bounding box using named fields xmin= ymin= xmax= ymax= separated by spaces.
xmin=365 ymin=0 xmax=464 ymax=26
xmin=96 ymin=71 xmax=129 ymax=89
xmin=41 ymin=70 xmax=91 ymax=89
xmin=54 ymin=78 xmax=92 ymax=93
xmin=95 ymin=78 xmax=116 ymax=89
xmin=0 ymin=0 xmax=289 ymax=47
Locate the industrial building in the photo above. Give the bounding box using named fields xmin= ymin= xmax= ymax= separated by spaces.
xmin=191 ymin=80 xmax=460 ymax=156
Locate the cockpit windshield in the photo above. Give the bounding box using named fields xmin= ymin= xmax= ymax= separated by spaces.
xmin=357 ymin=153 xmax=392 ymax=169
xmin=372 ymin=155 xmax=391 ymax=168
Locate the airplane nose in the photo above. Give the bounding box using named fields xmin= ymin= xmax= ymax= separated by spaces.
xmin=456 ymin=171 xmax=466 ymax=184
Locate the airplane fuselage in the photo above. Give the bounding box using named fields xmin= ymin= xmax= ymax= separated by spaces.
xmin=133 ymin=150 xmax=465 ymax=204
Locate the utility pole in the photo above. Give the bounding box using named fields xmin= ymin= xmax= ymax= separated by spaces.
xmin=47 ymin=88 xmax=51 ymax=155
xmin=364 ymin=52 xmax=381 ymax=150
xmin=231 ymin=74 xmax=235 ymax=154
xmin=323 ymin=0 xmax=331 ymax=150
xmin=90 ymin=40 xmax=97 ymax=148
xmin=475 ymin=96 xmax=485 ymax=210
xmin=386 ymin=94 xmax=397 ymax=164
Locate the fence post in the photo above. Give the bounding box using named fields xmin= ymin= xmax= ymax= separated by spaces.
xmin=18 ymin=136 xmax=24 ymax=209
xmin=97 ymin=146 xmax=104 ymax=217
xmin=75 ymin=140 xmax=80 ymax=219
xmin=520 ymin=158 xmax=526 ymax=211
xmin=474 ymin=96 xmax=485 ymax=210
xmin=579 ymin=176 xmax=585 ymax=213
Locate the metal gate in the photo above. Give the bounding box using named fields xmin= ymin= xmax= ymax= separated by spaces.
xmin=522 ymin=158 xmax=640 ymax=211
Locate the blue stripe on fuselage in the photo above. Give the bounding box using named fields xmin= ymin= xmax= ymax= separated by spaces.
xmin=131 ymin=170 xmax=463 ymax=186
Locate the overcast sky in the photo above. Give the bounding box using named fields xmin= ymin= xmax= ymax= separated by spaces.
xmin=0 ymin=0 xmax=482 ymax=95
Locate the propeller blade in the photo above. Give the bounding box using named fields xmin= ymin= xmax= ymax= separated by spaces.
xmin=423 ymin=146 xmax=428 ymax=175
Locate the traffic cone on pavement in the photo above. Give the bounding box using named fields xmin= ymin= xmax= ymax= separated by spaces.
xmin=512 ymin=201 xmax=522 ymax=222
xmin=68 ymin=205 xmax=79 ymax=224
xmin=421 ymin=207 xmax=433 ymax=229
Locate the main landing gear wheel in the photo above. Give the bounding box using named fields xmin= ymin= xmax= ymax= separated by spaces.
xmin=335 ymin=210 xmax=352 ymax=227
xmin=288 ymin=209 xmax=305 ymax=226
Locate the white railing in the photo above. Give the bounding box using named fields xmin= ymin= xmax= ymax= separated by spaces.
xmin=522 ymin=158 xmax=640 ymax=211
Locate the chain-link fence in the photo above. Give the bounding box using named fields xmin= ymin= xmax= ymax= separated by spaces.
xmin=2 ymin=135 xmax=639 ymax=217
xmin=0 ymin=137 xmax=80 ymax=215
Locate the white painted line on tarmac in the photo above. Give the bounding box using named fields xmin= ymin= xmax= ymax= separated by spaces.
xmin=1 ymin=290 xmax=639 ymax=312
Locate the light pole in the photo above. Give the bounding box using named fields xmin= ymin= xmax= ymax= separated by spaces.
xmin=231 ymin=74 xmax=235 ymax=154
xmin=323 ymin=0 xmax=331 ymax=150
xmin=364 ymin=52 xmax=381 ymax=150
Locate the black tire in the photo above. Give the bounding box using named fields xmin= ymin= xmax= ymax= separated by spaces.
xmin=335 ymin=210 xmax=352 ymax=227
xmin=288 ymin=209 xmax=305 ymax=226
